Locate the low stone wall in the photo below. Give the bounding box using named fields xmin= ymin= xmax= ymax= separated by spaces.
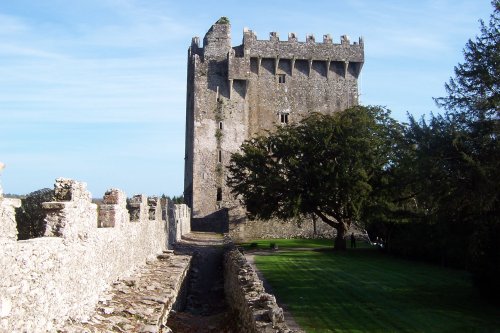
xmin=224 ymin=244 xmax=296 ymax=333
xmin=229 ymin=214 xmax=334 ymax=242
xmin=0 ymin=177 xmax=191 ymax=332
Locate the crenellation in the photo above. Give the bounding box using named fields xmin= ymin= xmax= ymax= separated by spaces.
xmin=53 ymin=177 xmax=91 ymax=202
xmin=98 ymin=189 xmax=128 ymax=228
xmin=306 ymin=33 xmax=315 ymax=43
xmin=243 ymin=27 xmax=257 ymax=42
xmin=269 ymin=31 xmax=279 ymax=41
xmin=127 ymin=194 xmax=148 ymax=222
xmin=323 ymin=34 xmax=332 ymax=44
xmin=148 ymin=196 xmax=162 ymax=221
xmin=43 ymin=178 xmax=97 ymax=239
xmin=288 ymin=32 xmax=298 ymax=42
xmin=192 ymin=36 xmax=200 ymax=48
xmin=102 ymin=188 xmax=126 ymax=205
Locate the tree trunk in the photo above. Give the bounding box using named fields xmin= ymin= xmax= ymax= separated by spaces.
xmin=312 ymin=214 xmax=317 ymax=238
xmin=312 ymin=211 xmax=349 ymax=250
xmin=334 ymin=223 xmax=347 ymax=250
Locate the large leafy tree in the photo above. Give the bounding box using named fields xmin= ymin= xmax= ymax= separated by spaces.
xmin=228 ymin=106 xmax=401 ymax=250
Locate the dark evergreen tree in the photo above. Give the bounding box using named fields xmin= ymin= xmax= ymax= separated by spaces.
xmin=16 ymin=188 xmax=54 ymax=240
xmin=399 ymin=1 xmax=500 ymax=300
xmin=228 ymin=106 xmax=401 ymax=250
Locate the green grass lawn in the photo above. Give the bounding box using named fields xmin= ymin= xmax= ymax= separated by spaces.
xmin=241 ymin=238 xmax=334 ymax=249
xmin=248 ymin=239 xmax=500 ymax=333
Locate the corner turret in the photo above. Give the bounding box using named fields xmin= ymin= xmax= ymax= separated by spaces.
xmin=203 ymin=17 xmax=232 ymax=59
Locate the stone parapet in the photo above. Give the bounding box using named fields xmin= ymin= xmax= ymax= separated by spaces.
xmin=0 ymin=177 xmax=170 ymax=332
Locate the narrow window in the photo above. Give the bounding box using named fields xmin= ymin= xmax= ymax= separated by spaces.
xmin=277 ymin=74 xmax=286 ymax=83
xmin=216 ymin=187 xmax=222 ymax=201
xmin=219 ymin=121 xmax=223 ymax=130
xmin=280 ymin=113 xmax=289 ymax=124
xmin=218 ymin=150 xmax=222 ymax=163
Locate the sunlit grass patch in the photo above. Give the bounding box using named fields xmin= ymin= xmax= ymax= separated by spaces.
xmin=251 ymin=240 xmax=500 ymax=333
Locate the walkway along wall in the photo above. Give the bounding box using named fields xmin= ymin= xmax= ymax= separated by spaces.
xmin=0 ymin=176 xmax=191 ymax=332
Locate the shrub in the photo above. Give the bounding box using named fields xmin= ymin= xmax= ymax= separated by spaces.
xmin=16 ymin=188 xmax=54 ymax=240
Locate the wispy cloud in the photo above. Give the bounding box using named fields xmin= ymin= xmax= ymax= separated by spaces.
xmin=0 ymin=43 xmax=66 ymax=59
xmin=0 ymin=13 xmax=30 ymax=34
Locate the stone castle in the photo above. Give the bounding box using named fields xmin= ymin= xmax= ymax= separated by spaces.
xmin=0 ymin=18 xmax=364 ymax=332
xmin=184 ymin=18 xmax=364 ymax=238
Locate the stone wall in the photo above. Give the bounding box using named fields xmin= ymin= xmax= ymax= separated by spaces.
xmin=229 ymin=217 xmax=334 ymax=242
xmin=224 ymin=244 xmax=296 ymax=333
xmin=227 ymin=206 xmax=333 ymax=242
xmin=0 ymin=176 xmax=191 ymax=332
xmin=172 ymin=203 xmax=191 ymax=242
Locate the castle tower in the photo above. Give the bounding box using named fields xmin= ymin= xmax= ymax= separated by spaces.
xmin=184 ymin=18 xmax=364 ymax=236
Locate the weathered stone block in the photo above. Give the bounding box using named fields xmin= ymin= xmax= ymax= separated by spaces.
xmin=148 ymin=196 xmax=162 ymax=221
xmin=103 ymin=189 xmax=126 ymax=205
xmin=53 ymin=177 xmax=91 ymax=202
xmin=43 ymin=179 xmax=97 ymax=239
xmin=127 ymin=194 xmax=148 ymax=222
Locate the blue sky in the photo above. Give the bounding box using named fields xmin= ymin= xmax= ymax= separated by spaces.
xmin=0 ymin=0 xmax=492 ymax=197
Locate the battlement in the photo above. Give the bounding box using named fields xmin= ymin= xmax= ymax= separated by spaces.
xmin=243 ymin=27 xmax=363 ymax=46
xmin=0 ymin=168 xmax=192 ymax=332
xmin=189 ymin=20 xmax=364 ymax=66
xmin=188 ymin=20 xmax=364 ymax=84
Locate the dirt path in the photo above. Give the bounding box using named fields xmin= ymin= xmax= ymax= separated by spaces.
xmin=166 ymin=232 xmax=236 ymax=333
